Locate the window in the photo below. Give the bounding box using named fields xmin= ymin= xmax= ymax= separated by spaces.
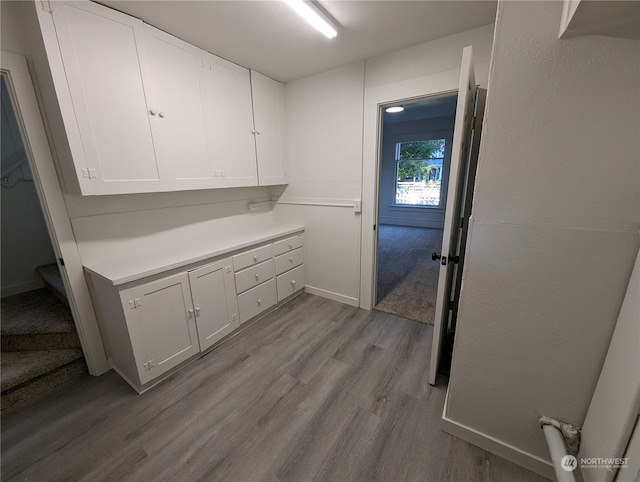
xmin=395 ymin=139 xmax=446 ymax=207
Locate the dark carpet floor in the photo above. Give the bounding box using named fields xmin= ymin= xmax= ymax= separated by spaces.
xmin=375 ymin=226 xmax=443 ymax=324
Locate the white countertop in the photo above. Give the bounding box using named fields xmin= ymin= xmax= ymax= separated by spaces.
xmin=83 ymin=223 xmax=305 ymax=286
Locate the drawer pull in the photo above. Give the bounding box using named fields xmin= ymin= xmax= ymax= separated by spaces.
xmin=253 ymin=255 xmax=258 ymax=262
xmin=291 ymin=280 xmax=296 ymax=286
xmin=288 ymin=243 xmax=293 ymax=248
xmin=255 ymin=273 xmax=259 ymax=280
xmin=257 ymin=299 xmax=262 ymax=306
xmin=289 ymin=257 xmax=293 ymax=263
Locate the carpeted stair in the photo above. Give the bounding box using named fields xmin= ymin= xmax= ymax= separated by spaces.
xmin=1 ymin=273 xmax=87 ymax=411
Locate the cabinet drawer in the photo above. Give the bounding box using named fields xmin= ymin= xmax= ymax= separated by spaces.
xmin=273 ymin=235 xmax=303 ymax=257
xmin=277 ymin=265 xmax=305 ymax=302
xmin=275 ymin=247 xmax=304 ymax=276
xmin=237 ymin=279 xmax=277 ymax=324
xmin=235 ymin=259 xmax=275 ymax=294
xmin=232 ymin=244 xmax=273 ymax=272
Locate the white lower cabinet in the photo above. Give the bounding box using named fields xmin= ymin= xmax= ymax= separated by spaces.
xmin=188 ymin=258 xmax=239 ymax=351
xmin=277 ymin=265 xmax=305 ymax=302
xmin=124 ymin=272 xmax=200 ymax=385
xmin=86 ymin=231 xmax=304 ymax=392
xmin=237 ymin=279 xmax=278 ymax=324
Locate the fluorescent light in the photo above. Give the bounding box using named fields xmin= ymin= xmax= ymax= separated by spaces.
xmin=282 ymin=0 xmax=337 ymax=39
xmin=386 ymin=106 xmax=404 ymax=113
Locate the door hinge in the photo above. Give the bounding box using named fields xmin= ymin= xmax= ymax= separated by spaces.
xmin=230 ymin=313 xmax=238 ymax=323
xmin=82 ymin=168 xmax=98 ymax=179
xmin=449 ymin=301 xmax=454 ymax=311
xmin=373 ymin=224 xmax=376 ymax=231
xmin=58 ymin=257 xmax=65 ymax=267
xmin=128 ymin=298 xmax=142 ymax=309
xmin=41 ymin=0 xmax=53 ymax=13
xmin=143 ymin=360 xmax=155 ymax=371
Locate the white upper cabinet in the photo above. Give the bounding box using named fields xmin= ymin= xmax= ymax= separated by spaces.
xmin=143 ymin=26 xmax=211 ymax=189
xmin=250 ymin=71 xmax=288 ymax=186
xmin=199 ymin=54 xmax=258 ymax=187
xmin=51 ymin=1 xmax=162 ymax=195
xmin=42 ymin=0 xmax=287 ymax=195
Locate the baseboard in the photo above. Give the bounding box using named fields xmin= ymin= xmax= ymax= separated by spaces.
xmin=441 ymin=391 xmax=555 ymax=480
xmin=304 ymin=285 xmax=359 ymax=307
xmin=1 ymin=279 xmax=44 ymax=298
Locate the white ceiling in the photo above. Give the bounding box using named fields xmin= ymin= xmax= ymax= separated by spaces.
xmin=98 ymin=0 xmax=497 ymax=82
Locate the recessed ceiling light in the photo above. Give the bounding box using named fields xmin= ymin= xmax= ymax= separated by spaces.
xmin=386 ymin=106 xmax=404 ymax=113
xmin=282 ymin=0 xmax=338 ymax=39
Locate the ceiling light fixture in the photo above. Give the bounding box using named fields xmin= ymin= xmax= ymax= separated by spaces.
xmin=386 ymin=106 xmax=404 ymax=113
xmin=282 ymin=0 xmax=338 ymax=39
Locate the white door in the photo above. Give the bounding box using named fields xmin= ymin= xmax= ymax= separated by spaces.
xmin=51 ymin=1 xmax=160 ymax=195
xmin=250 ymin=71 xmax=288 ymax=186
xmin=144 ymin=26 xmax=210 ymax=189
xmin=200 ymin=54 xmax=258 ymax=188
xmin=132 ymin=272 xmax=199 ymax=383
xmin=429 ymin=46 xmax=477 ymax=385
xmin=188 ymin=258 xmax=240 ymax=351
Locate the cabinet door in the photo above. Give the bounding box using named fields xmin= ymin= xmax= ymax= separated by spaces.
xmin=200 ymin=55 xmax=258 ymax=187
xmin=189 ymin=258 xmax=240 ymax=351
xmin=52 ymin=1 xmax=162 ymax=195
xmin=143 ymin=26 xmax=211 ymax=189
xmin=250 ymin=71 xmax=288 ymax=186
xmin=132 ymin=273 xmax=199 ymax=383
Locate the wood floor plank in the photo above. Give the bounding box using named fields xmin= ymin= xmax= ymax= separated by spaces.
xmin=1 ymin=293 xmax=549 ymax=482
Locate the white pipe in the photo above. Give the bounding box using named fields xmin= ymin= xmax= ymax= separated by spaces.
xmin=542 ymin=424 xmax=577 ymax=482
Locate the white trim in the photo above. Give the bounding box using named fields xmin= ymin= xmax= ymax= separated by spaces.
xmin=441 ymin=390 xmax=555 ymax=480
xmin=1 ymin=51 xmax=109 ymax=375
xmin=304 ymin=286 xmax=359 ymax=307
xmin=274 ymin=197 xmax=357 ymax=209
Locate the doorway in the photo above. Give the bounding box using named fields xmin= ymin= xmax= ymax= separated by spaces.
xmin=1 ymin=74 xmax=88 ymax=411
xmin=374 ymin=94 xmax=457 ymax=325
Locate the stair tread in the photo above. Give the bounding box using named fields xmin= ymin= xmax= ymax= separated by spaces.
xmin=35 ymin=263 xmax=67 ymax=303
xmin=1 ymin=288 xmax=75 ymax=335
xmin=1 ymin=349 xmax=84 ymax=392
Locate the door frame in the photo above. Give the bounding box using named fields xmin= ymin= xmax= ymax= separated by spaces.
xmin=360 ymin=66 xmax=465 ymax=310
xmin=1 ymin=51 xmax=109 ymax=375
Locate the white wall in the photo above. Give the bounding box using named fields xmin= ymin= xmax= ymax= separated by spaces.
xmin=273 ymin=62 xmax=365 ymax=306
xmin=445 ymin=0 xmax=640 ymax=476
xmin=379 ymin=116 xmax=454 ymax=229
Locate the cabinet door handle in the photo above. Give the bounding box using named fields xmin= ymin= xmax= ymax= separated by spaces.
xmin=253 ymin=255 xmax=258 ymax=262
xmin=195 ymin=307 xmax=201 ymax=313
xmin=188 ymin=308 xmax=194 ymax=317
xmin=288 ymin=243 xmax=293 ymax=248
xmin=149 ymin=109 xmax=157 ymax=116
xmin=251 ymin=129 xmax=256 ymax=134
xmin=158 ymin=112 xmax=166 ymax=118
xmin=255 ymin=273 xmax=259 ymax=280
xmin=289 ymin=257 xmax=293 ymax=263
xmin=291 ymin=280 xmax=296 ymax=286
xmin=256 ymin=130 xmax=261 ymax=135
xmin=257 ymin=299 xmax=262 ymax=306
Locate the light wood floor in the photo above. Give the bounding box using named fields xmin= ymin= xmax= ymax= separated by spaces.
xmin=1 ymin=293 xmax=549 ymax=482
